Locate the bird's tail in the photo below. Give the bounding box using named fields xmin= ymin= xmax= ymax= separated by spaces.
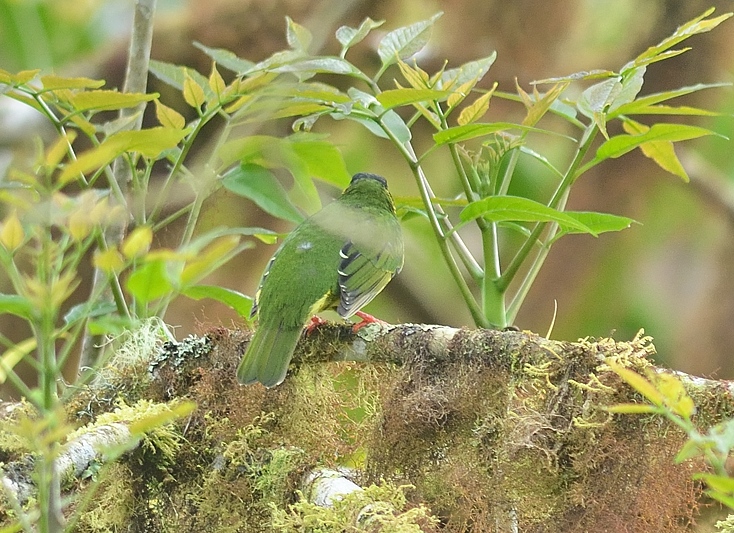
xmin=237 ymin=323 xmax=302 ymax=387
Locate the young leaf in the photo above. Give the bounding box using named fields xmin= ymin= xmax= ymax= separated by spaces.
xmin=154 ymin=100 xmax=186 ymax=129
xmin=193 ymin=41 xmax=255 ymax=74
xmin=622 ymin=119 xmax=689 ymax=181
xmin=182 ymin=285 xmax=253 ymax=318
xmin=337 ymin=18 xmax=385 ymax=56
xmin=377 ymin=13 xmax=443 ymax=67
xmin=397 ymin=59 xmax=431 ymax=89
xmin=595 ymin=123 xmax=719 ymax=161
xmin=209 ymin=63 xmax=226 ymax=100
xmin=0 ymin=68 xmax=39 ymax=85
xmin=460 ymin=196 xmax=594 ymax=234
xmin=458 ymin=84 xmax=497 ymax=126
xmin=221 ymin=163 xmax=304 ymax=224
xmin=607 ymin=361 xmax=664 ymax=407
xmin=438 ymin=53 xmax=497 ymax=90
xmin=183 ymin=71 xmax=207 ymax=110
xmin=629 ymin=9 xmax=732 ymax=69
xmin=0 ymin=211 xmax=24 ymax=252
xmin=286 ymin=16 xmax=313 ymax=52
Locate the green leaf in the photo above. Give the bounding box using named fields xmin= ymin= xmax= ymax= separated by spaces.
xmin=149 ymin=60 xmax=214 ymax=99
xmin=561 ymin=211 xmax=635 ymax=235
xmin=222 ymin=163 xmax=304 ymax=224
xmin=533 ymin=70 xmax=616 ymax=84
xmin=380 ymin=109 xmax=412 ymax=144
xmin=696 ymin=474 xmax=734 ymax=494
xmin=182 ymin=285 xmax=253 ymax=318
xmin=273 ymin=57 xmax=364 ymax=77
xmin=434 ymin=122 xmax=565 ymax=145
xmin=622 ymin=119 xmax=689 ymax=181
xmin=64 ymin=90 xmax=158 ymax=112
xmin=126 ymin=260 xmax=173 ymax=303
xmin=286 ymin=16 xmax=312 ymax=52
xmin=377 ymin=13 xmax=443 ymax=67
xmin=608 ymin=83 xmax=730 ymax=118
xmin=64 ymin=300 xmax=117 ymax=326
xmin=59 ymin=128 xmax=189 ymax=184
xmin=376 ymin=88 xmax=449 ymax=110
xmin=0 ymin=294 xmax=32 ymax=319
xmin=218 ymin=135 xmax=281 ymax=167
xmin=193 ymin=41 xmax=255 ymax=74
xmin=337 ymin=18 xmax=384 ymax=55
xmin=286 ymin=139 xmax=351 ymax=188
xmin=595 ymin=123 xmax=720 ymax=161
xmin=607 ymin=66 xmax=646 ymax=113
xmin=460 ymin=196 xmax=594 ymax=234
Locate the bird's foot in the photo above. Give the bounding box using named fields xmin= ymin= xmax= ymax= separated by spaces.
xmin=305 ymin=315 xmax=327 ymax=335
xmin=351 ymin=311 xmax=388 ymax=332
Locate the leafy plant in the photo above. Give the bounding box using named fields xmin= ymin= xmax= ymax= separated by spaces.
xmin=151 ymin=8 xmax=729 ymax=328
xmin=0 ymin=4 xmax=731 ymax=531
xmin=608 ymin=361 xmax=734 ymax=510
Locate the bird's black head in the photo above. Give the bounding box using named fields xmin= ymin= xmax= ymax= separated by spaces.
xmin=350 ymin=173 xmax=388 ymax=189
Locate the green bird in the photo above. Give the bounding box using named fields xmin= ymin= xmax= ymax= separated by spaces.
xmin=237 ymin=172 xmax=404 ymax=387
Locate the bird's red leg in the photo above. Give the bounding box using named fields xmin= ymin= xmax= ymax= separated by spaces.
xmin=352 ymin=310 xmax=388 ymax=332
xmin=305 ymin=315 xmax=327 ymax=335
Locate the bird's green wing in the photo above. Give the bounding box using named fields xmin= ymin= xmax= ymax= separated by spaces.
xmin=249 ymin=254 xmax=276 ymax=319
xmin=336 ymin=237 xmax=403 ymax=318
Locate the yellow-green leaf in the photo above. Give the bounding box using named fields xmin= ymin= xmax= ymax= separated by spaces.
xmin=623 ymin=119 xmax=689 ymax=181
xmin=458 ymin=84 xmax=496 ymax=126
xmin=397 ymin=59 xmax=430 ymax=89
xmin=122 ymin=227 xmax=153 ymax=259
xmin=180 ymin=236 xmax=240 ymax=285
xmin=607 ymin=361 xmax=664 ymax=407
xmin=652 ymin=372 xmax=696 ymax=419
xmin=68 ymin=209 xmax=92 ymax=241
xmin=0 ymin=68 xmax=39 ymax=85
xmin=447 ymin=78 xmax=477 ymax=110
xmin=605 ymin=403 xmax=660 ymax=414
xmin=183 ymin=72 xmax=206 ymax=110
xmin=0 ymin=212 xmax=24 ymax=252
xmin=40 ymin=74 xmax=105 ymax=90
xmin=154 ymin=100 xmax=186 ymax=129
xmin=59 ymin=127 xmax=189 ymax=183
xmin=65 ymin=90 xmax=158 ymax=112
xmin=45 ymin=131 xmax=77 ymax=169
xmin=209 ymin=63 xmax=226 ymax=100
xmin=93 ymin=248 xmax=125 ymax=274
xmin=0 ymin=337 xmax=36 ymax=384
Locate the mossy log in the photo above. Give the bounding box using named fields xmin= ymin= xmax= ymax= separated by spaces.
xmin=1 ymin=322 xmax=732 ymax=532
